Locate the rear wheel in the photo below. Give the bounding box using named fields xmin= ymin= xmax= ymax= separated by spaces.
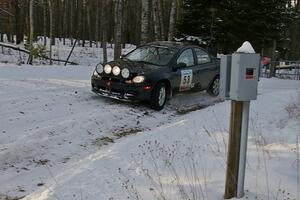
xmin=208 ymin=76 xmax=220 ymax=96
xmin=150 ymin=82 xmax=167 ymax=110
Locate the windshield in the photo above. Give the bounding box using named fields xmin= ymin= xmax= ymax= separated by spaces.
xmin=124 ymin=45 xmax=175 ymax=66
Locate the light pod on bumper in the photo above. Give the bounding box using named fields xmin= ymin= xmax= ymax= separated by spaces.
xmin=121 ymin=68 xmax=130 ymax=79
xmin=96 ymin=63 xmax=104 ymax=74
xmin=112 ymin=66 xmax=121 ymax=76
xmin=104 ymin=64 xmax=112 ymax=74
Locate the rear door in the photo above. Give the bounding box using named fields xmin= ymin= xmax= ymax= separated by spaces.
xmin=193 ymin=48 xmax=218 ymax=89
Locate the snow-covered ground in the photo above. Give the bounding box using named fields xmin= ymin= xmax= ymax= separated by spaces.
xmin=0 ymin=44 xmax=299 ymax=200
xmin=0 ymin=38 xmax=136 ymax=66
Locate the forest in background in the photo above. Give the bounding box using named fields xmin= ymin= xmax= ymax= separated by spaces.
xmin=0 ymin=0 xmax=300 ymax=62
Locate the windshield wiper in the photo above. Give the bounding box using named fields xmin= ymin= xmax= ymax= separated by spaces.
xmin=136 ymin=60 xmax=155 ymax=65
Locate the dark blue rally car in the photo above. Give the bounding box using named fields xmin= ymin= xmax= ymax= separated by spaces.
xmin=91 ymin=41 xmax=220 ymax=110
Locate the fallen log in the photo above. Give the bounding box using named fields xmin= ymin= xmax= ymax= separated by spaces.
xmin=38 ymin=55 xmax=78 ymax=65
xmin=0 ymin=42 xmax=29 ymax=54
xmin=0 ymin=42 xmax=78 ymax=65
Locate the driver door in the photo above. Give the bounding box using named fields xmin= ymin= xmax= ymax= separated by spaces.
xmin=173 ymin=48 xmax=196 ymax=92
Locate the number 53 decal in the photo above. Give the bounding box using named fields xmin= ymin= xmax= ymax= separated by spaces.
xmin=180 ymin=69 xmax=193 ymax=91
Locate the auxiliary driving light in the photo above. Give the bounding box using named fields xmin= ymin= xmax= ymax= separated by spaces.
xmin=96 ymin=63 xmax=104 ymax=74
xmin=121 ymin=68 xmax=130 ymax=79
xmin=112 ymin=66 xmax=121 ymax=76
xmin=104 ymin=64 xmax=112 ymax=74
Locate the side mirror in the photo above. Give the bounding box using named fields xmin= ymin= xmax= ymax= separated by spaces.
xmin=120 ymin=54 xmax=125 ymax=59
xmin=173 ymin=63 xmax=187 ymax=71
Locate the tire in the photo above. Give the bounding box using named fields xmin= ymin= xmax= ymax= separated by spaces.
xmin=208 ymin=76 xmax=220 ymax=96
xmin=150 ymin=82 xmax=167 ymax=110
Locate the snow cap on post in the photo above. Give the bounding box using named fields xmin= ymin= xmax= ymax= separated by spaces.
xmin=236 ymin=41 xmax=255 ymax=53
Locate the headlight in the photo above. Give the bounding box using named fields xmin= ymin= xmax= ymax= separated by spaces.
xmin=112 ymin=66 xmax=121 ymax=76
xmin=121 ymin=68 xmax=130 ymax=79
xmin=132 ymin=76 xmax=145 ymax=83
xmin=104 ymin=64 xmax=112 ymax=74
xmin=96 ymin=63 xmax=104 ymax=74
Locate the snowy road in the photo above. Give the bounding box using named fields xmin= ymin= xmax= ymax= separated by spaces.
xmin=0 ymin=65 xmax=299 ymax=200
xmin=0 ymin=65 xmax=223 ymax=199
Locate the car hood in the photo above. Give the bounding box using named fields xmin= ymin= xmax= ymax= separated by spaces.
xmin=108 ymin=59 xmax=162 ymax=74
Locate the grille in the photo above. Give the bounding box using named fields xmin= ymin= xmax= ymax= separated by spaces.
xmin=102 ymin=76 xmax=122 ymax=83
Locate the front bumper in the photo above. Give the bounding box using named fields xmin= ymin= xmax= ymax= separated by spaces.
xmin=91 ymin=77 xmax=152 ymax=101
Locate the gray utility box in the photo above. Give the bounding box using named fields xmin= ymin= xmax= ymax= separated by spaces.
xmin=220 ymin=55 xmax=232 ymax=98
xmin=230 ymin=53 xmax=260 ymax=101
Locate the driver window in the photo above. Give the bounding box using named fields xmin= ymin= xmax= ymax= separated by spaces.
xmin=177 ymin=49 xmax=195 ymax=67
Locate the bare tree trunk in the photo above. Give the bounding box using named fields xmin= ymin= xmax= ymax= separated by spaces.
xmin=63 ymin=0 xmax=68 ymax=45
xmin=86 ymin=0 xmax=93 ymax=47
xmin=152 ymin=0 xmax=160 ymax=41
xmin=81 ymin=0 xmax=86 ymax=47
xmin=28 ymin=0 xmax=34 ymax=64
xmin=0 ymin=20 xmax=2 ymax=42
xmin=157 ymin=0 xmax=165 ymax=40
xmin=70 ymin=0 xmax=74 ymax=45
xmin=0 ymin=11 xmax=2 ymax=43
xmin=168 ymin=0 xmax=176 ymax=41
xmin=51 ymin=0 xmax=55 ymax=46
xmin=14 ymin=0 xmax=21 ymax=44
xmin=121 ymin=0 xmax=127 ymax=48
xmin=102 ymin=0 xmax=108 ymax=63
xmin=43 ymin=0 xmax=47 ymax=46
xmin=48 ymin=0 xmax=53 ymax=65
xmin=114 ymin=0 xmax=123 ymax=60
xmin=95 ymin=0 xmax=100 ymax=48
xmin=141 ymin=0 xmax=150 ymax=44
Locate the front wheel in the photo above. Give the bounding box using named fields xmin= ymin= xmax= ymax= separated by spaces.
xmin=150 ymin=82 xmax=167 ymax=110
xmin=208 ymin=76 xmax=220 ymax=96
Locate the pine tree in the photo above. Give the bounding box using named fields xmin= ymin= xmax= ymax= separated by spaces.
xmin=178 ymin=0 xmax=294 ymax=54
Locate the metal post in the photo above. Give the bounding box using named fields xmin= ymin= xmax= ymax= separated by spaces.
xmin=237 ymin=101 xmax=250 ymax=198
xmin=270 ymin=40 xmax=277 ymax=78
xmin=224 ymin=100 xmax=243 ymax=199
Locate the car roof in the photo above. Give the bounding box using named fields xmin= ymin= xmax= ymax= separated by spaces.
xmin=146 ymin=41 xmax=198 ymax=51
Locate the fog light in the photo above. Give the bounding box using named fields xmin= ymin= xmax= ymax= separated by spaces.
xmin=132 ymin=76 xmax=145 ymax=83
